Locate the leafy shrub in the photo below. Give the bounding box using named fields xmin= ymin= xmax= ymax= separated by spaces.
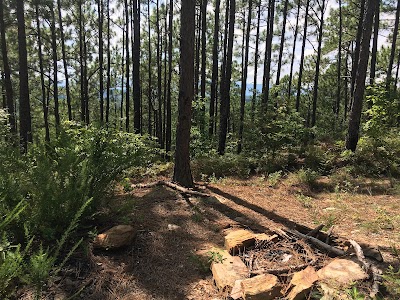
xmin=295 ymin=168 xmax=320 ymax=188
xmin=0 ymin=117 xmax=158 ymax=298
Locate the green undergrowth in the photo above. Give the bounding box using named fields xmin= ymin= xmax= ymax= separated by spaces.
xmin=0 ymin=115 xmax=158 ymax=299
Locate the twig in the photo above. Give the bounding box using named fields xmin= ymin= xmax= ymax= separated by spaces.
xmin=286 ymin=229 xmax=346 ymax=257
xmin=307 ymin=224 xmax=325 ymax=237
xmin=325 ymin=225 xmax=335 ymax=244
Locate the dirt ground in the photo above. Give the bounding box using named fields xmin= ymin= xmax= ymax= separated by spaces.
xmin=33 ymin=176 xmax=400 ymax=300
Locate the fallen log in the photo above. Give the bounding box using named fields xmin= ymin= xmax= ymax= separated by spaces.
xmin=131 ymin=180 xmax=210 ymax=197
xmin=285 ymin=229 xmax=346 ymax=257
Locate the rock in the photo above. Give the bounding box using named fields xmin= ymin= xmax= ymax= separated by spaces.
xmin=167 ymin=224 xmax=180 ymax=231
xmin=287 ymin=266 xmax=319 ymax=300
xmin=241 ymin=274 xmax=282 ymax=300
xmin=93 ymin=225 xmax=136 ymax=249
xmin=317 ymin=258 xmax=368 ymax=286
xmin=211 ymin=250 xmax=248 ymax=291
xmin=225 ymin=229 xmax=256 ymax=254
xmin=230 ymin=279 xmax=244 ymax=300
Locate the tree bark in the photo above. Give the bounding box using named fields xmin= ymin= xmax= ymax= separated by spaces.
xmin=17 ymin=0 xmax=32 ymax=152
xmin=296 ymin=0 xmax=310 ymax=112
xmin=218 ymin=0 xmax=235 ymax=155
xmin=386 ymin=0 xmax=400 ymax=90
xmin=156 ymin=0 xmax=163 ymax=145
xmin=238 ymin=0 xmax=252 ymax=154
xmin=209 ymin=0 xmax=220 ymax=135
xmin=0 ymin=0 xmax=15 ymax=134
xmin=346 ymin=0 xmax=377 ymax=151
xmin=173 ymin=0 xmax=195 ymax=188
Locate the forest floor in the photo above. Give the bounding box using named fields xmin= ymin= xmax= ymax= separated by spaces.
xmin=25 ymin=175 xmax=400 ymax=300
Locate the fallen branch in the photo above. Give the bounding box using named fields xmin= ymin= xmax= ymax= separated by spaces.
xmin=307 ymin=224 xmax=325 ymax=237
xmin=131 ymin=180 xmax=210 ymax=197
xmin=285 ymin=229 xmax=346 ymax=257
xmin=325 ymin=225 xmax=335 ymax=244
xmin=349 ymin=240 xmax=382 ymax=298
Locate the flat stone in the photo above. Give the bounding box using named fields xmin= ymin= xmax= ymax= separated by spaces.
xmin=93 ymin=225 xmax=136 ymax=249
xmin=211 ymin=250 xmax=248 ymax=291
xmin=317 ymin=258 xmax=368 ymax=286
xmin=287 ymin=266 xmax=319 ymax=300
xmin=241 ymin=274 xmax=282 ymax=300
xmin=225 ymin=229 xmax=256 ymax=254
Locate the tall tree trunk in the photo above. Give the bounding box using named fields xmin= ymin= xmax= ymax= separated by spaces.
xmin=83 ymin=28 xmax=89 ymax=125
xmin=311 ymin=0 xmax=326 ymax=128
xmin=156 ymin=0 xmax=163 ymax=146
xmin=166 ymin=0 xmax=173 ymax=154
xmin=395 ymin=49 xmax=400 ymax=89
xmin=35 ymin=3 xmax=50 ymax=142
xmin=346 ymin=0 xmax=377 ymax=151
xmin=218 ymin=0 xmax=235 ymax=155
xmin=238 ymin=0 xmax=252 ymax=154
xmin=288 ymin=0 xmax=301 ymax=101
xmin=251 ymin=1 xmax=261 ymax=121
xmin=219 ymin=0 xmax=230 ymax=122
xmin=344 ymin=51 xmax=349 ymax=121
xmin=57 ymin=0 xmax=72 ymax=121
xmin=125 ymin=0 xmax=130 ymax=131
xmin=276 ymin=0 xmax=289 ymax=86
xmin=173 ymin=0 xmax=195 ymax=188
xmin=98 ymin=0 xmax=104 ymax=124
xmin=209 ymin=0 xmax=220 ymax=135
xmin=262 ymin=0 xmax=275 ymax=110
xmin=133 ymin=0 xmax=141 ymax=133
xmin=16 ymin=0 xmax=32 ymax=152
xmin=0 ymin=0 xmax=15 ymax=134
xmin=106 ymin=0 xmax=111 ymax=123
xmin=148 ymin=1 xmax=152 ymax=135
xmin=79 ymin=1 xmax=85 ymax=122
xmin=295 ymin=0 xmax=310 ymax=112
xmin=121 ymin=24 xmax=125 ymax=129
xmin=200 ymin=0 xmax=208 ymax=133
xmin=351 ymin=0 xmax=366 ymax=99
xmin=163 ymin=9 xmax=168 ymax=145
xmin=370 ymin=0 xmax=380 ymax=84
xmin=50 ymin=7 xmax=60 ymax=130
xmin=386 ymin=0 xmax=400 ymax=90
xmin=336 ymin=0 xmax=342 ymax=118
xmin=194 ymin=6 xmax=201 ymax=100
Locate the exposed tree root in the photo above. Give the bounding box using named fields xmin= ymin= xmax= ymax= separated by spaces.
xmin=349 ymin=240 xmax=382 ymax=298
